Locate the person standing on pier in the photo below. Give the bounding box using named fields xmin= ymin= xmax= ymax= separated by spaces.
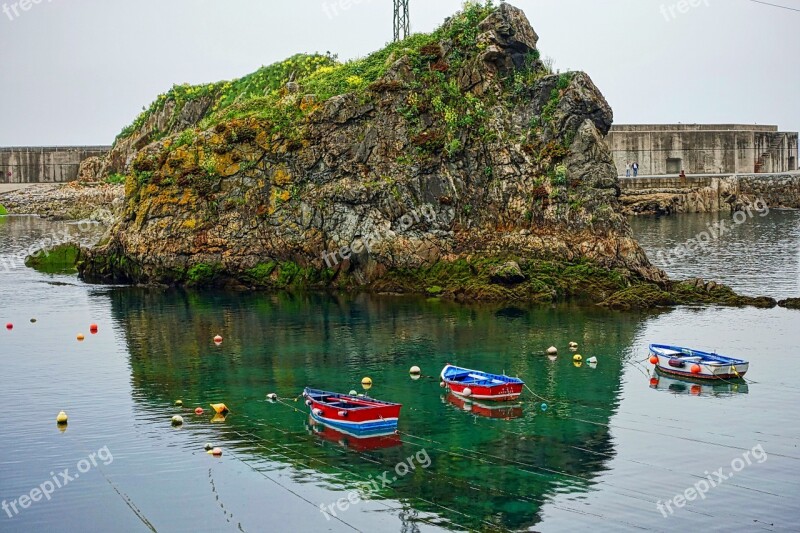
xmin=626 ymin=162 xmax=631 ymax=177
xmin=633 ymin=162 xmax=639 ymax=177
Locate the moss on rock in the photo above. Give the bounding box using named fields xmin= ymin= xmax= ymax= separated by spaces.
xmin=25 ymin=244 xmax=82 ymax=274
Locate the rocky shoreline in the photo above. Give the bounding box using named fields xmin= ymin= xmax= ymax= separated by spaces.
xmin=0 ymin=182 xmax=123 ymax=221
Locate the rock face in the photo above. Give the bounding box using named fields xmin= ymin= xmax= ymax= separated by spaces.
xmin=79 ymin=3 xmax=667 ymax=301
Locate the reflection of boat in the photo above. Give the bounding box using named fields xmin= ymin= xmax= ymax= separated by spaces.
xmin=303 ymin=388 xmax=402 ymax=434
xmin=445 ymin=393 xmax=524 ymax=419
xmin=649 ymin=344 xmax=749 ymax=380
xmin=441 ymin=364 xmax=524 ymax=401
xmin=651 ymin=370 xmax=749 ymax=396
xmin=308 ymin=417 xmax=402 ymax=451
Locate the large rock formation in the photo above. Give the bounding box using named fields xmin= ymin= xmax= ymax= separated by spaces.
xmin=80 ymin=3 xmax=670 ymax=302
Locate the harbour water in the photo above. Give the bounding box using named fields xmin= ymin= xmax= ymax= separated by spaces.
xmin=1 ymin=213 xmax=798 ymax=532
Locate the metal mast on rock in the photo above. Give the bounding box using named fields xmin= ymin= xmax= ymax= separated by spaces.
xmin=393 ymin=0 xmax=410 ymax=42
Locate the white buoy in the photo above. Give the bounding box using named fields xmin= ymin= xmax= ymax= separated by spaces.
xmin=171 ymin=415 xmax=184 ymax=426
xmin=546 ymin=346 xmax=558 ymax=356
xmin=267 ymin=393 xmax=278 ymax=401
xmin=587 ymin=357 xmax=598 ymax=364
xmin=349 ymin=390 xmax=358 ymax=396
xmin=569 ymin=342 xmax=578 ymax=349
xmin=204 ymin=443 xmax=214 ymax=451
xmin=409 ymin=366 xmax=421 ymax=375
xmin=462 ymin=387 xmax=473 ymax=397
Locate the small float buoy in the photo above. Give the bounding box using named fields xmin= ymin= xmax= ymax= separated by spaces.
xmin=540 ymin=403 xmax=548 ymax=412
xmin=5 ymin=323 xmax=12 ymax=330
xmin=586 ymin=357 xmax=597 ymax=365
xmin=649 ymin=377 xmax=659 ymax=387
xmin=213 ymin=335 xmax=223 ymax=344
xmin=573 ymin=354 xmax=583 ymax=362
xmin=691 ymin=364 xmax=702 ymax=375
xmin=649 ymin=355 xmax=659 ymax=365
xmin=204 ymin=443 xmax=214 ymax=451
xmin=210 ymin=403 xmax=229 ymax=415
xmin=89 ymin=324 xmax=98 ymax=334
xmin=348 ymin=390 xmax=358 ymax=396
xmin=574 ymin=361 xmax=583 ymax=368
xmin=569 ymin=342 xmax=578 ymax=349
xmin=30 ymin=318 xmax=37 ymax=323
xmin=194 ymin=407 xmax=204 ymax=415
xmin=211 ymin=447 xmax=223 ymax=456
xmin=56 ymin=411 xmax=68 ymax=424
xmin=305 ymin=399 xmax=312 ymax=406
xmin=171 ymin=415 xmax=184 ymax=426
xmin=175 ymin=400 xmax=183 ymax=407
xmin=267 ymin=393 xmax=278 ymax=402
xmin=338 ymin=410 xmax=348 ymax=417
xmin=361 ymin=377 xmax=373 ymax=387
xmin=409 ymin=366 xmax=421 ymax=375
xmin=312 ymin=408 xmax=323 ymax=417
xmin=439 ymin=381 xmax=446 ymax=388
xmin=546 ymin=346 xmax=558 ymax=356
xmin=462 ymin=387 xmax=473 ymax=397
xmin=77 ymin=333 xmax=85 ymax=341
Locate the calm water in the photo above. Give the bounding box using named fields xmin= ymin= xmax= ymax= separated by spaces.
xmin=1 ymin=214 xmax=799 ymax=532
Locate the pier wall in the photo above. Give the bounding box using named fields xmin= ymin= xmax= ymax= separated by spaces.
xmin=0 ymin=146 xmax=111 ymax=184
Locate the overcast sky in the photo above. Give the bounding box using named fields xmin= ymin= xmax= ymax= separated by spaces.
xmin=0 ymin=0 xmax=797 ymax=146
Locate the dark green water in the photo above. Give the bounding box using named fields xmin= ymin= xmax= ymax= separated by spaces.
xmin=1 ymin=214 xmax=799 ymax=532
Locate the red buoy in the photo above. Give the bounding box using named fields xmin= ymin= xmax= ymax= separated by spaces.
xmin=195 ymin=407 xmax=204 ymax=415
xmin=649 ymin=355 xmax=658 ymax=365
xmin=214 ymin=335 xmax=223 ymax=344
xmin=691 ymin=364 xmax=702 ymax=375
xmin=90 ymin=324 xmax=99 ymax=334
xmin=5 ymin=323 xmax=12 ymax=330
xmin=649 ymin=377 xmax=659 ymax=387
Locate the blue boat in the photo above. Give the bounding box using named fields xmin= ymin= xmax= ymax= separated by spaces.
xmin=649 ymin=344 xmax=749 ymax=380
xmin=440 ymin=364 xmax=525 ymax=401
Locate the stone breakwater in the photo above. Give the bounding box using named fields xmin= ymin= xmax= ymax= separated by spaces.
xmin=0 ymin=182 xmax=123 ymax=221
xmin=619 ymin=172 xmax=800 ymax=216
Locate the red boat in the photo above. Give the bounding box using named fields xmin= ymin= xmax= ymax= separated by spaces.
xmin=440 ymin=364 xmax=525 ymax=402
xmin=445 ymin=393 xmax=524 ymax=419
xmin=303 ymin=388 xmax=402 ymax=434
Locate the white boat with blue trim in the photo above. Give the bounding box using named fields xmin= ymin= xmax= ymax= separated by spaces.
xmin=649 ymin=344 xmax=749 ymax=380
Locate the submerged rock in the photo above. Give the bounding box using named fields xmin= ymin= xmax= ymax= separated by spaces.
xmin=778 ymin=298 xmax=800 ymax=310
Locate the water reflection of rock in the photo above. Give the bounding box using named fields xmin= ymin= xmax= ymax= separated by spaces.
xmin=113 ymin=289 xmax=645 ymax=531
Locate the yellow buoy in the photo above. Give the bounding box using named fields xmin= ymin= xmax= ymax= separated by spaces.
xmin=573 ymin=354 xmax=583 ymax=362
xmin=77 ymin=334 xmax=85 ymax=342
xmin=174 ymin=400 xmax=183 ymax=407
xmin=171 ymin=415 xmax=184 ymax=426
xmin=361 ymin=377 xmax=373 ymax=390
xmin=210 ymin=403 xmax=230 ymax=415
xmin=56 ymin=411 xmax=68 ymax=424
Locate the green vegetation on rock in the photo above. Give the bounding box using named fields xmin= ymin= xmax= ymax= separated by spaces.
xmin=25 ymin=244 xmax=81 ymax=274
xmin=0 ymin=204 xmax=7 ymax=216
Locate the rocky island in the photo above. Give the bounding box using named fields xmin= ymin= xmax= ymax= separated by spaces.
xmin=75 ymin=2 xmax=775 ymax=309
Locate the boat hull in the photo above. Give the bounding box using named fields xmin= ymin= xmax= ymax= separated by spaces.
xmin=440 ymin=364 xmax=524 ymax=401
xmin=649 ymin=345 xmax=749 ymax=380
xmin=303 ymin=388 xmax=401 ymax=435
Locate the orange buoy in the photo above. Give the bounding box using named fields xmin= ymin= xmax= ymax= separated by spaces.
xmin=77 ymin=334 xmax=85 ymax=341
xmin=649 ymin=377 xmax=659 ymax=387
xmin=211 ymin=447 xmax=223 ymax=456
xmin=691 ymin=364 xmax=702 ymax=375
xmin=5 ymin=323 xmax=12 ymax=330
xmin=194 ymin=407 xmax=204 ymax=415
xmin=649 ymin=355 xmax=658 ymax=365
xmin=90 ymin=324 xmax=99 ymax=334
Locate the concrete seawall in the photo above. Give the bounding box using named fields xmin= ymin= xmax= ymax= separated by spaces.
xmin=0 ymin=146 xmax=110 ymax=184
xmin=620 ymin=172 xmax=800 ymax=215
